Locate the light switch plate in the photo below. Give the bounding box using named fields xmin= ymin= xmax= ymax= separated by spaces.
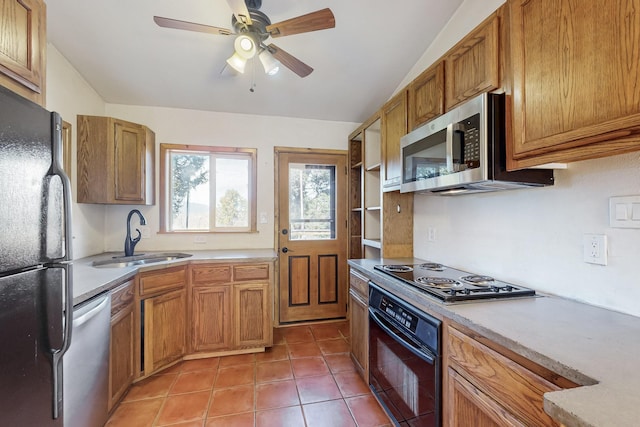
xmin=609 ymin=196 xmax=640 ymax=228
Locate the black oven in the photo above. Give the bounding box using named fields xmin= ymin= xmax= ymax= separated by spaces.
xmin=368 ymin=282 xmax=441 ymax=426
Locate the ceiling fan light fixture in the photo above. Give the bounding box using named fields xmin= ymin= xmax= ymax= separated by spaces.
xmin=234 ymin=34 xmax=257 ymax=59
xmin=226 ymin=52 xmax=247 ymax=73
xmin=259 ymin=50 xmax=280 ymax=75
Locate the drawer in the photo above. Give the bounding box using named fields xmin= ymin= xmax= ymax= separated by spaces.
xmin=190 ymin=265 xmax=232 ymax=285
xmin=447 ymin=326 xmax=562 ymax=426
xmin=349 ymin=270 xmax=369 ymax=300
xmin=233 ymin=264 xmax=269 ymax=281
xmin=139 ymin=266 xmax=186 ymax=296
xmin=110 ymin=279 xmax=134 ymax=316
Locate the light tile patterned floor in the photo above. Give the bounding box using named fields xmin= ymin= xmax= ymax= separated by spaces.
xmin=106 ymin=321 xmax=392 ymax=427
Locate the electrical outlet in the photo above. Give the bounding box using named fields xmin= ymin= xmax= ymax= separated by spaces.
xmin=428 ymin=227 xmax=437 ymax=241
xmin=139 ymin=225 xmax=151 ymax=239
xmin=194 ymin=235 xmax=207 ymax=244
xmin=583 ymin=234 xmax=607 ymax=265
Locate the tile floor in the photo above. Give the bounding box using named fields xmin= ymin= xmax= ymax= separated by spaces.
xmin=106 ymin=321 xmax=392 ymax=427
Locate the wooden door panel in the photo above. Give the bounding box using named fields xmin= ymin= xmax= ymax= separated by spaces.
xmin=288 ymin=256 xmax=310 ymax=305
xmin=114 ymin=121 xmax=144 ymax=202
xmin=191 ymin=286 xmax=232 ymax=352
xmin=318 ymin=254 xmax=338 ymax=304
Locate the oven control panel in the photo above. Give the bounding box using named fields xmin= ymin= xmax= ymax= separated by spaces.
xmin=380 ymin=297 xmax=418 ymax=332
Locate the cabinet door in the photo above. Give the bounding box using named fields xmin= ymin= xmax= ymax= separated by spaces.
xmin=143 ymin=289 xmax=186 ymax=374
xmin=234 ymin=283 xmax=271 ymax=348
xmin=509 ymin=0 xmax=640 ymax=167
xmin=349 ymin=289 xmax=368 ymax=380
xmin=109 ymin=305 xmax=134 ymax=410
xmin=408 ymin=61 xmax=444 ymax=130
xmin=0 ymin=0 xmax=46 ymax=105
xmin=114 ymin=120 xmax=146 ymax=202
xmin=444 ymin=14 xmax=499 ymax=111
xmin=381 ymin=90 xmax=408 ymax=190
xmin=191 ymin=285 xmax=232 ymax=352
xmin=446 ymin=368 xmax=526 ymax=427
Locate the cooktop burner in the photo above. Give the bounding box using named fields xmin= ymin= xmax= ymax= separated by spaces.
xmin=415 ymin=277 xmax=462 ymax=289
xmin=418 ymin=262 xmax=445 ymax=271
xmin=373 ymin=262 xmax=535 ymax=303
xmin=381 ymin=265 xmax=413 ymax=273
xmin=460 ymin=275 xmax=494 ymax=286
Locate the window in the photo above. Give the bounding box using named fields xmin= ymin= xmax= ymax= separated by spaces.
xmin=160 ymin=144 xmax=257 ymax=232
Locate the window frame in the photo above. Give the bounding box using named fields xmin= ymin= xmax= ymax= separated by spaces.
xmin=159 ymin=143 xmax=257 ymax=233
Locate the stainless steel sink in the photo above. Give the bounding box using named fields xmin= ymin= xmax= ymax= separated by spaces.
xmin=92 ymin=252 xmax=192 ymax=268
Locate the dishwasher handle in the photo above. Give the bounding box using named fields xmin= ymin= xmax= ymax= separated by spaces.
xmin=73 ymin=293 xmax=110 ymax=328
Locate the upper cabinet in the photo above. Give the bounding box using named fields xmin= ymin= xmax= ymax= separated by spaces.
xmin=408 ymin=62 xmax=445 ymax=131
xmin=444 ymin=14 xmax=500 ymax=111
xmin=0 ymin=0 xmax=46 ymax=106
xmin=77 ymin=115 xmax=155 ymax=205
xmin=381 ymin=90 xmax=408 ymax=189
xmin=508 ymin=0 xmax=640 ymax=168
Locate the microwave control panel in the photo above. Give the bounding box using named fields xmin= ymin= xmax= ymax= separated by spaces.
xmin=457 ymin=113 xmax=481 ymax=169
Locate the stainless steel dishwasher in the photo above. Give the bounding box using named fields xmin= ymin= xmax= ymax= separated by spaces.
xmin=63 ymin=292 xmax=111 ymax=427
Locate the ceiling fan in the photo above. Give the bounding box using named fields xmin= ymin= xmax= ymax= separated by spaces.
xmin=153 ymin=0 xmax=335 ymax=78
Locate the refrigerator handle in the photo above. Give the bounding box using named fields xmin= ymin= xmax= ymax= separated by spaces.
xmin=49 ymin=262 xmax=74 ymax=419
xmin=50 ymin=113 xmax=73 ymax=261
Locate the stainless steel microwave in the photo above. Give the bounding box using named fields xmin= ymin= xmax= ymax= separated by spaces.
xmin=400 ymin=93 xmax=554 ymax=195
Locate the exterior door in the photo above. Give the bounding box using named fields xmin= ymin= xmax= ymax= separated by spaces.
xmin=276 ymin=149 xmax=348 ymax=323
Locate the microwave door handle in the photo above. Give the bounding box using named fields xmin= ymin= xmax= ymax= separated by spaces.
xmin=445 ymin=123 xmax=454 ymax=173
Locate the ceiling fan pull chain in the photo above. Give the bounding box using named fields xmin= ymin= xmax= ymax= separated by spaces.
xmin=249 ymin=56 xmax=257 ymax=92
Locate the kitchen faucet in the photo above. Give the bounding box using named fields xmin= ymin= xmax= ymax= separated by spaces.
xmin=124 ymin=209 xmax=146 ymax=257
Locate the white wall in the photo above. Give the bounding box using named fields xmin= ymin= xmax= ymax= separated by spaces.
xmin=405 ymin=0 xmax=640 ymax=317
xmin=45 ymin=44 xmax=107 ymax=259
xmin=101 ymin=103 xmax=357 ymax=252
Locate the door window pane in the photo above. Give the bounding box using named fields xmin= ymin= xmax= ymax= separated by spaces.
xmin=288 ymin=163 xmax=336 ymax=240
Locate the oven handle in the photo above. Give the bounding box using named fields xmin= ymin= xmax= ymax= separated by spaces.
xmin=369 ymin=307 xmax=436 ymax=364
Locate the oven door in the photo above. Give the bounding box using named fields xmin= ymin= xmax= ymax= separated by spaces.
xmin=368 ymin=307 xmax=440 ymax=426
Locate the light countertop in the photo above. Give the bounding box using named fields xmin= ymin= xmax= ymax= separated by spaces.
xmin=348 ymin=258 xmax=640 ymax=427
xmin=72 ymin=249 xmax=277 ymax=305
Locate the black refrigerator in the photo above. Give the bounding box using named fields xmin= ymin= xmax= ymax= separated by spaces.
xmin=0 ymin=85 xmax=73 ymax=426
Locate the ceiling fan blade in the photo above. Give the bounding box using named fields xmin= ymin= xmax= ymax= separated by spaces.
xmin=226 ymin=0 xmax=253 ymax=26
xmin=268 ymin=43 xmax=313 ymax=78
xmin=266 ymin=8 xmax=335 ymax=38
xmin=153 ymin=16 xmax=232 ymax=36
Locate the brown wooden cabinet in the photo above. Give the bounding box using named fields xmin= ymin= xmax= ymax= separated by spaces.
xmin=189 ymin=262 xmax=273 ymax=355
xmin=445 ymin=324 xmax=576 ymax=426
xmin=349 ymin=270 xmax=369 ymax=380
xmin=77 ymin=115 xmax=155 ymax=205
xmin=0 ymin=0 xmax=46 ymax=105
xmin=191 ymin=285 xmax=232 ymax=352
xmin=234 ymin=282 xmax=271 ymax=348
xmin=381 ymin=90 xmax=408 ymax=190
xmin=408 ymin=61 xmax=445 ymax=130
xmin=508 ymin=0 xmax=640 ymax=168
xmin=348 ymin=113 xmax=413 ymax=260
xmin=444 ymin=14 xmax=500 ymax=111
xmin=138 ymin=266 xmax=187 ymax=376
xmin=108 ymin=279 xmax=135 ymax=411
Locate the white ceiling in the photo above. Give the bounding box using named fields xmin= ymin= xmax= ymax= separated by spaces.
xmin=46 ymin=0 xmax=463 ymax=123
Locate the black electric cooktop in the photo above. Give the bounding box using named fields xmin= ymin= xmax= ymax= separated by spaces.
xmin=373 ymin=262 xmax=535 ymax=303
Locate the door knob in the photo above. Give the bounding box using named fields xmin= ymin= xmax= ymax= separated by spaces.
xmin=281 ymin=247 xmax=289 ymax=253
xmin=282 ymin=229 xmax=288 ymax=235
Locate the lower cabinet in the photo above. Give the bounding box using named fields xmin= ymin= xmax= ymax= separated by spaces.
xmin=349 ymin=270 xmax=369 ymax=380
xmin=138 ymin=266 xmax=188 ymax=377
xmin=189 ymin=263 xmax=273 ymax=355
xmin=143 ymin=288 xmax=187 ymax=375
xmin=191 ymin=285 xmax=232 ymax=352
xmin=234 ymin=283 xmax=271 ymax=348
xmin=445 ymin=325 xmax=577 ymax=426
xmin=109 ymin=279 xmax=135 ymax=411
